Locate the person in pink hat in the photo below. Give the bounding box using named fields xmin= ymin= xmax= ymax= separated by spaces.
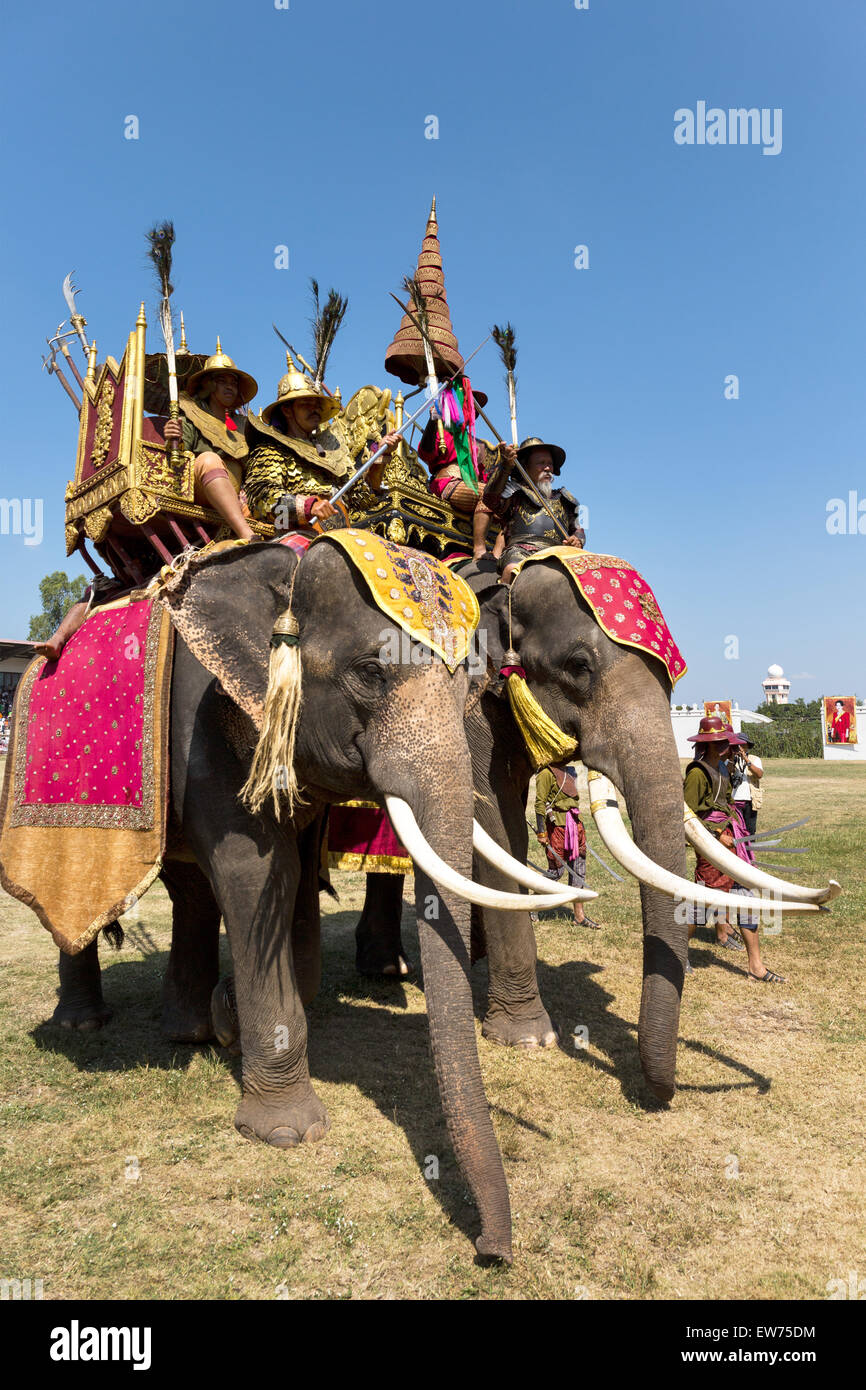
xmin=683 ymin=717 xmax=784 ymax=983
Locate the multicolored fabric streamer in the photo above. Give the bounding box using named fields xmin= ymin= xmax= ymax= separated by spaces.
xmin=515 ymin=547 xmax=687 ymax=686
xmin=439 ymin=377 xmax=480 ymax=493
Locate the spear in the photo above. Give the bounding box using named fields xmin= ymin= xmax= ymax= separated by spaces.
xmin=48 ymin=324 xmax=85 ymax=391
xmin=399 ymin=275 xmax=446 ymax=456
xmin=328 ymin=338 xmax=490 ymax=508
xmin=492 ymin=323 xmax=518 ymax=445
xmin=393 ymin=290 xmax=571 ymax=543
xmin=42 ymin=343 xmax=81 ymax=412
xmin=145 ymin=221 xmax=180 ymax=469
xmin=62 ymin=272 xmax=90 ymax=357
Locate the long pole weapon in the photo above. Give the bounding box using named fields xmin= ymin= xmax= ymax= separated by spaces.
xmin=492 ymin=323 xmax=519 ymax=446
xmin=327 ymin=341 xmax=491 ymax=508
xmin=397 ymin=277 xmax=447 ymax=457
xmin=41 ymin=343 xmax=81 ymax=412
xmin=145 ymin=222 xmax=181 ymax=470
xmin=62 ymin=273 xmax=90 ymax=357
xmin=393 ymin=292 xmax=572 ymax=545
xmin=48 ymin=324 xmax=85 ymax=391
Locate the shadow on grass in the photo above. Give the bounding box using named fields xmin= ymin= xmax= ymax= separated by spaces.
xmin=29 ymin=934 xmax=234 ymax=1074
xmin=530 ymin=956 xmax=771 ymax=1105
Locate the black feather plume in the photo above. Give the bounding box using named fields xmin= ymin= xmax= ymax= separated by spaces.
xmin=146 ymin=221 xmax=176 ymax=302
xmin=310 ymin=278 xmax=348 ymax=385
xmin=492 ymin=322 xmax=517 ymax=384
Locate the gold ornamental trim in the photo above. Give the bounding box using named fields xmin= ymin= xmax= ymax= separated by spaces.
xmin=179 ymin=392 xmax=249 ymax=461
xmin=246 ymin=413 xmax=352 ymax=479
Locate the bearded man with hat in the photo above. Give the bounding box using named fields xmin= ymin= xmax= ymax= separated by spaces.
xmin=162 ymin=340 xmax=259 ymax=541
xmin=481 ymin=436 xmax=585 ymax=581
xmin=244 ymin=353 xmax=399 ymax=532
xmin=683 ymin=716 xmax=784 ymax=983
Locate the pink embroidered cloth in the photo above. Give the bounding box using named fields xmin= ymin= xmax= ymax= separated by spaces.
xmin=19 ymin=599 xmax=154 ymax=819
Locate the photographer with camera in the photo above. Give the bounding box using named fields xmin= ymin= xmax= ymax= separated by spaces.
xmin=728 ymin=734 xmax=764 ymax=838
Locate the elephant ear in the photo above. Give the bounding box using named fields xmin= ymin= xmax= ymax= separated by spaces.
xmin=153 ymin=541 xmax=296 ymax=726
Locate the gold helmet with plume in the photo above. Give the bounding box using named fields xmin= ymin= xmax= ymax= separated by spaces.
xmin=260 ymin=352 xmax=341 ymax=426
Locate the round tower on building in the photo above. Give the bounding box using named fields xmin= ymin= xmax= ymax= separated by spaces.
xmin=762 ymin=663 xmax=790 ymax=705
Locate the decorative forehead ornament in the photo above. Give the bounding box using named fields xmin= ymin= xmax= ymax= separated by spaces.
xmin=315 ymin=530 xmax=479 ymax=671
xmin=513 ymin=548 xmax=687 ymax=686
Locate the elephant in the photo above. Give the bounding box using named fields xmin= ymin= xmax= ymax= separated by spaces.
xmin=355 ymin=552 xmax=827 ymax=1102
xmin=26 ymin=538 xmax=576 ymax=1260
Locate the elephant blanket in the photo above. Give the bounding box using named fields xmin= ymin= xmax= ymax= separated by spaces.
xmin=0 ymin=596 xmax=174 ymax=954
xmin=516 ymin=548 xmax=687 ymax=686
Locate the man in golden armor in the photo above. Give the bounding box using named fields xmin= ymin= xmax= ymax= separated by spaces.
xmin=244 ymin=353 xmax=399 ymax=531
xmin=163 ymin=339 xmax=258 ymax=541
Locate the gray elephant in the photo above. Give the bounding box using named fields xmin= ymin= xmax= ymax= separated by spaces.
xmin=357 ymin=550 xmax=827 ymax=1102
xmin=26 ymin=538 xmax=573 ymax=1261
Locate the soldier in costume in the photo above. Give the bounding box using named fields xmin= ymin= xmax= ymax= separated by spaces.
xmin=163 ymin=340 xmax=258 ymax=541
xmin=416 ymin=394 xmax=508 ymax=559
xmin=683 ymin=716 xmax=784 ymax=983
xmin=535 ymin=761 xmax=599 ymax=929
xmin=244 ymin=354 xmax=399 ymax=531
xmin=482 ymin=437 xmax=585 ymax=581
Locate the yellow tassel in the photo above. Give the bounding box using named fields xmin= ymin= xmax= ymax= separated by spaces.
xmin=505 ymin=673 xmax=578 ymax=771
xmin=241 ymin=627 xmax=304 ymax=819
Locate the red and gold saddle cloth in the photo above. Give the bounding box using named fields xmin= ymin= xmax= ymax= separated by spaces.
xmin=515 ymin=548 xmax=687 ymax=686
xmin=328 ymin=801 xmax=411 ymax=874
xmin=0 ymin=596 xmax=174 ymax=953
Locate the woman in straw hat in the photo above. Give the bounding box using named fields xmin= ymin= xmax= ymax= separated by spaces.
xmin=163 ymin=340 xmax=259 ymax=541
xmin=244 ymin=353 xmax=399 ymax=532
xmin=683 ymin=716 xmax=784 ymax=983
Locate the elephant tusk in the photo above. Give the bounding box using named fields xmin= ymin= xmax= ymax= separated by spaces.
xmin=472 ymin=820 xmax=597 ymax=900
xmin=385 ymin=797 xmax=596 ymax=912
xmin=585 ymin=773 xmax=819 ymax=917
xmin=683 ymin=805 xmax=841 ymax=905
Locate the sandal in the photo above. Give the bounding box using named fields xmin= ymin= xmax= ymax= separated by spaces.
xmin=577 ymin=916 xmax=602 ymax=930
xmin=716 ymin=935 xmax=745 ymax=951
xmin=748 ymin=969 xmax=786 ymax=984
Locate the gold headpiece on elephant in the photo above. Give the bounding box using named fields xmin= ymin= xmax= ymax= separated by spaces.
xmin=184 ymin=338 xmax=258 ymax=406
xmin=260 ymin=352 xmax=341 ymax=427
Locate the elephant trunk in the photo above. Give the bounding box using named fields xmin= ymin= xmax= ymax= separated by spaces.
xmin=606 ymin=714 xmax=689 ymax=1102
xmin=412 ymin=777 xmax=513 ymax=1261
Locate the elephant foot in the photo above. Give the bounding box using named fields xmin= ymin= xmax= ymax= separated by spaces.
xmin=355 ymin=940 xmax=411 ymax=979
xmin=481 ymin=1007 xmax=558 ymax=1051
xmin=161 ymin=999 xmax=214 ymax=1044
xmin=235 ymin=1088 xmax=330 ymax=1148
xmin=51 ymin=999 xmax=113 ymax=1031
xmin=210 ymin=977 xmax=241 ymax=1054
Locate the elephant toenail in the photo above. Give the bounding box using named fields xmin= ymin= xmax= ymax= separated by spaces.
xmin=266 ymin=1126 xmax=301 ymax=1148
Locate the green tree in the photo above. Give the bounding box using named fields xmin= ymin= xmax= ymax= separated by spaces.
xmin=28 ymin=571 xmax=87 ymax=642
xmin=748 ymin=697 xmax=822 ymax=758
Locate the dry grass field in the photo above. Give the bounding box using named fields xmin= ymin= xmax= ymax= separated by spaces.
xmin=1 ymin=758 xmax=863 ymax=1301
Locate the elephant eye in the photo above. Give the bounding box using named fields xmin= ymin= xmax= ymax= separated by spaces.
xmin=355 ymin=658 xmax=388 ymax=686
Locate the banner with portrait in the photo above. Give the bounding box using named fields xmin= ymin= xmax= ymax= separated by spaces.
xmin=703 ymin=700 xmax=732 ymax=727
xmin=822 ymin=696 xmax=857 ymax=746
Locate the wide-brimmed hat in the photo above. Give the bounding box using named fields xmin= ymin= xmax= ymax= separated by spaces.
xmin=687 ymin=715 xmax=731 ymax=744
xmin=184 ymin=338 xmax=258 ymax=406
xmin=260 ymin=352 xmax=341 ymax=426
xmin=516 ymin=436 xmax=566 ymax=475
xmin=723 ymin=726 xmax=750 ymax=747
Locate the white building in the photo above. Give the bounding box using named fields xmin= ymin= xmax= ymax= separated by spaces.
xmin=762 ymin=663 xmax=791 ymax=705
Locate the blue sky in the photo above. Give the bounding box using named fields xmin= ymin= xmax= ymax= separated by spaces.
xmin=1 ymin=0 xmax=863 ymax=705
